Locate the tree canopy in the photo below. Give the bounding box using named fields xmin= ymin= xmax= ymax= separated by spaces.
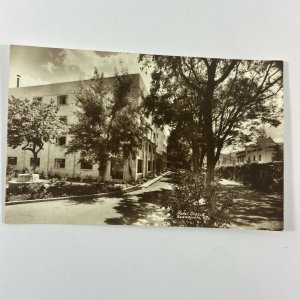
xmin=139 ymin=55 xmax=283 ymax=182
xmin=7 ymin=96 xmax=66 ymax=170
xmin=66 ymin=70 xmax=147 ymax=180
xmin=167 ymin=126 xmax=192 ymax=170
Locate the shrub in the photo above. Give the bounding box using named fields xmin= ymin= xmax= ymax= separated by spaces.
xmin=6 ymin=165 xmax=16 ymax=181
xmin=162 ymin=171 xmax=234 ymax=228
xmin=6 ymin=182 xmax=51 ymax=201
xmin=39 ymin=171 xmax=46 ymax=179
xmin=82 ymin=175 xmax=96 ymax=183
xmin=66 ymin=173 xmax=82 ymax=182
xmin=6 ymin=177 xmax=123 ymax=202
xmin=47 ymin=172 xmax=64 ymax=180
xmin=6 ymin=166 xmax=31 ymax=181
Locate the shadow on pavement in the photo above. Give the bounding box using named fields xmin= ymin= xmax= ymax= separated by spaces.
xmin=223 ymin=185 xmax=284 ymax=230
xmin=105 ymin=188 xmax=171 ymax=225
xmin=66 ymin=193 xmax=121 ymax=206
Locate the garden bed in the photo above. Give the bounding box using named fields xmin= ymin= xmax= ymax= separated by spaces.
xmin=5 ymin=178 xmax=132 ymax=202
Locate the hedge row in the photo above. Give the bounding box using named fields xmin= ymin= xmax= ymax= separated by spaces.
xmin=216 ymin=162 xmax=283 ymax=194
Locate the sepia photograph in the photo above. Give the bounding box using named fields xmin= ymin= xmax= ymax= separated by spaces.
xmin=5 ymin=45 xmax=284 ymax=230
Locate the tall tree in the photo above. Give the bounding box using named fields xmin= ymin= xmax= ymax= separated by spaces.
xmin=140 ymin=55 xmax=283 ymax=183
xmin=7 ymin=97 xmax=65 ymax=171
xmin=66 ymin=70 xmax=147 ymax=180
xmin=167 ymin=126 xmax=192 ymax=170
xmin=140 ymin=62 xmax=206 ymax=172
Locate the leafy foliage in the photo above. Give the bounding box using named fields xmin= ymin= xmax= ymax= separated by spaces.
xmin=6 ymin=179 xmax=123 ymax=202
xmin=139 ymin=55 xmax=283 ymax=182
xmin=7 ymin=97 xmax=66 ymax=170
xmin=6 ymin=165 xmax=29 ymax=181
xmin=66 ymin=69 xmax=147 ymax=179
xmin=216 ymin=162 xmax=283 ymax=194
xmin=161 ymin=171 xmax=234 ymax=228
xmin=167 ymin=127 xmax=192 ymax=170
xmin=272 ymin=144 xmax=284 ymax=162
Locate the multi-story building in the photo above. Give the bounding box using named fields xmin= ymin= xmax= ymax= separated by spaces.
xmin=7 ymin=74 xmax=167 ymax=182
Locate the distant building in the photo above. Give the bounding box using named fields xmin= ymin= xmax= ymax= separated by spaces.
xmin=217 ymin=152 xmax=237 ymax=167
xmin=217 ymin=137 xmax=283 ymax=167
xmin=7 ymin=74 xmax=167 ymax=182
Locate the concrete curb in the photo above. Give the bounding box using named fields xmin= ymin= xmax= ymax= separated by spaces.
xmin=5 ymin=191 xmax=120 ymax=206
xmin=140 ymin=172 xmax=171 ymax=188
xmin=5 ymin=172 xmax=169 ymax=206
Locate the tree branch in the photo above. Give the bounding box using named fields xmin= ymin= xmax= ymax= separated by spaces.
xmin=215 ymin=61 xmax=239 ymax=85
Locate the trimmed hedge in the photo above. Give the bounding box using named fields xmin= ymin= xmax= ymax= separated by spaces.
xmin=216 ymin=162 xmax=283 ymax=194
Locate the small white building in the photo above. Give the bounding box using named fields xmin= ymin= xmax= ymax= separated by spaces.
xmin=217 ymin=137 xmax=283 ymax=167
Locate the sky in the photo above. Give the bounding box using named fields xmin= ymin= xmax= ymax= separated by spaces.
xmin=9 ymin=45 xmax=152 ymax=89
xmin=9 ymin=45 xmax=283 ymax=145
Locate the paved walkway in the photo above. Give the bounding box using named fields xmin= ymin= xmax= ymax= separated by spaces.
xmin=5 ymin=175 xmax=283 ymax=230
xmin=105 ymin=176 xmax=172 ymax=226
xmin=220 ymin=179 xmax=284 ymax=231
xmin=5 ymin=176 xmax=173 ymax=226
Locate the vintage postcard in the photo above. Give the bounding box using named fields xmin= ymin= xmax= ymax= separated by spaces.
xmin=5 ymin=45 xmax=284 ymax=230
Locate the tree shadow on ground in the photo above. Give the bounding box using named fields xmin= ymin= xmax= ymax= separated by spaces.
xmin=221 ymin=184 xmax=284 ymax=230
xmin=66 ymin=192 xmax=122 ymax=206
xmin=105 ymin=188 xmax=172 ymax=225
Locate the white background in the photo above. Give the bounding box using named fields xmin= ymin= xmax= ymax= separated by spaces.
xmin=0 ymin=1 xmax=299 ymax=299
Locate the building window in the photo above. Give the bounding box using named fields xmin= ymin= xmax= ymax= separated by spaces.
xmin=54 ymin=158 xmax=65 ymax=169
xmin=30 ymin=157 xmax=40 ymax=167
xmin=33 ymin=97 xmax=42 ymax=102
xmin=58 ymin=95 xmax=68 ymax=105
xmin=148 ymin=160 xmax=152 ymax=172
xmin=59 ymin=116 xmax=68 ymax=124
xmin=137 ymin=159 xmax=143 ymax=173
xmin=57 ymin=136 xmax=66 ymax=146
xmin=253 ymin=155 xmax=256 ymax=161
xmin=259 ymin=154 xmax=261 ymax=161
xmin=8 ymin=157 xmax=17 ymax=166
xmin=80 ymin=161 xmax=93 ymax=169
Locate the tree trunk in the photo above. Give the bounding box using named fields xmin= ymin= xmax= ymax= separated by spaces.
xmin=203 ymin=100 xmax=216 ymax=184
xmin=127 ymin=157 xmax=133 ymax=180
xmin=98 ymin=163 xmax=106 ymax=182
xmin=206 ymin=160 xmax=216 ymax=184
xmin=199 ymin=145 xmax=206 ymax=169
xmin=202 ymin=60 xmax=217 ymax=185
xmin=192 ymin=141 xmax=200 ymax=173
xmin=32 ymin=152 xmax=38 ymax=172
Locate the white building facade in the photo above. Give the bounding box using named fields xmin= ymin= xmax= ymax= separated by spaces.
xmin=7 ymin=74 xmax=167 ymax=182
xmin=217 ymin=137 xmax=283 ymax=167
